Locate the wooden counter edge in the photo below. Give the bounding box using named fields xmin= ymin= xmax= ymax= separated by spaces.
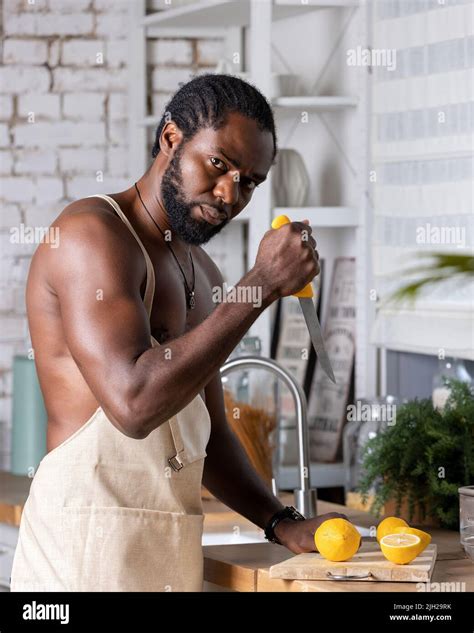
xmin=203 ymin=546 xmax=257 ymax=592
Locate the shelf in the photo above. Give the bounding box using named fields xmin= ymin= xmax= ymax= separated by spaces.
xmin=142 ymin=97 xmax=358 ymax=128
xmin=141 ymin=0 xmax=359 ymax=29
xmin=274 ymin=207 xmax=358 ymax=227
xmin=273 ymin=96 xmax=358 ymax=110
xmin=234 ymin=206 xmax=358 ymax=226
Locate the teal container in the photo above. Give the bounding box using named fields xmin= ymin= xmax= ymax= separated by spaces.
xmin=11 ymin=355 xmax=47 ymax=476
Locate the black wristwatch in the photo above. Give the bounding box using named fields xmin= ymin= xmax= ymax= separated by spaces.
xmin=264 ymin=505 xmax=305 ymax=545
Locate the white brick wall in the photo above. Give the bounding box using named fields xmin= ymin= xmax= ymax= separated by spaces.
xmin=0 ymin=124 xmax=10 ymax=146
xmin=0 ymin=96 xmax=14 ymax=120
xmin=53 ymin=68 xmax=127 ymax=92
xmin=61 ymin=39 xmax=105 ymax=66
xmin=14 ymin=149 xmax=57 ymax=174
xmin=0 ymin=150 xmax=14 ymax=174
xmin=0 ymin=0 xmax=223 ymax=467
xmin=0 ymin=66 xmax=50 ymax=93
xmin=13 ymin=121 xmax=107 ymax=147
xmin=108 ymin=93 xmax=126 ymax=120
xmin=18 ymin=94 xmax=61 ymax=119
xmin=59 ymin=147 xmax=106 ymax=173
xmin=36 ymin=14 xmax=94 ymax=37
xmin=62 ymin=93 xmax=106 ymax=121
xmin=148 ymin=40 xmax=193 ymax=66
xmin=3 ymin=39 xmax=49 ymax=65
xmin=152 ymin=67 xmax=194 ymax=94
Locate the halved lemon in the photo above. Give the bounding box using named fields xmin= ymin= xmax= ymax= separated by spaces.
xmin=376 ymin=516 xmax=408 ymax=543
xmin=380 ymin=533 xmax=422 ymax=565
xmin=392 ymin=526 xmax=431 ymax=552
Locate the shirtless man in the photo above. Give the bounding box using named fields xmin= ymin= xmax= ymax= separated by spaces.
xmin=11 ymin=74 xmax=347 ymax=592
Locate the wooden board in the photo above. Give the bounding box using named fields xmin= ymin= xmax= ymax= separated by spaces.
xmin=269 ymin=541 xmax=437 ymax=583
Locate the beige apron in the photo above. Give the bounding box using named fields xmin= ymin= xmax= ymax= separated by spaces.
xmin=10 ymin=194 xmax=211 ymax=592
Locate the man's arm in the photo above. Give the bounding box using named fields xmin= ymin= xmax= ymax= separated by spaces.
xmin=201 ymin=264 xmax=349 ymax=554
xmin=202 ymin=369 xmax=349 ymax=554
xmin=50 ymin=209 xmax=318 ymax=440
xmin=202 ymin=370 xmax=284 ymax=529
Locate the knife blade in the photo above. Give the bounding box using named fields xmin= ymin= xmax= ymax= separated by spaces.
xmin=298 ymin=297 xmax=336 ymax=384
xmin=271 ymin=214 xmax=336 ymax=384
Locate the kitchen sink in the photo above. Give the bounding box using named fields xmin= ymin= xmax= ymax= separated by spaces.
xmin=202 ymin=530 xmax=264 ymax=546
xmin=202 ymin=525 xmax=371 ymax=546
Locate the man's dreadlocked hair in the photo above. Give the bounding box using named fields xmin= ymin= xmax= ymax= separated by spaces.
xmin=151 ymin=73 xmax=277 ymax=159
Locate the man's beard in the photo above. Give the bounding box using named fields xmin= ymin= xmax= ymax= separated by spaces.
xmin=161 ymin=145 xmax=229 ymax=246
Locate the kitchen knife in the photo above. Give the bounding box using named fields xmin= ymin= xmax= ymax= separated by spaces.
xmin=271 ymin=214 xmax=336 ymax=384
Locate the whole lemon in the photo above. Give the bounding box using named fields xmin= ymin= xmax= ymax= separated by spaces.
xmin=314 ymin=518 xmax=361 ymax=562
xmin=376 ymin=516 xmax=408 ymax=543
xmin=380 ymin=533 xmax=423 ymax=564
xmin=392 ymin=526 xmax=431 ymax=552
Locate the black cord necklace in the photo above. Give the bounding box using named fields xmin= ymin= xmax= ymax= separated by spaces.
xmin=134 ymin=182 xmax=196 ymax=310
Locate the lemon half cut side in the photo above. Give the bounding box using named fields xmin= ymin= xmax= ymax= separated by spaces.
xmin=380 ymin=533 xmax=423 ymax=565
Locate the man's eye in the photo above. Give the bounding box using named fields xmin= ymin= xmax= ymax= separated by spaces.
xmin=210 ymin=157 xmax=226 ymax=170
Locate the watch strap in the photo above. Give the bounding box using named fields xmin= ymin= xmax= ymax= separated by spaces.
xmin=264 ymin=505 xmax=305 ymax=545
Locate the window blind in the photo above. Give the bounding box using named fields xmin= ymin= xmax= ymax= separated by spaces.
xmin=370 ymin=0 xmax=474 ymax=359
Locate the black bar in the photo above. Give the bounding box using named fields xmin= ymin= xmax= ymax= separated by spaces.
xmin=0 ymin=590 xmax=472 ymax=633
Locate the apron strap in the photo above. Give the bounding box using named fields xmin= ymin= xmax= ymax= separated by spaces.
xmin=167 ymin=417 xmax=187 ymax=472
xmin=87 ymin=194 xmax=155 ymax=319
xmin=87 ymin=194 xmax=192 ymax=472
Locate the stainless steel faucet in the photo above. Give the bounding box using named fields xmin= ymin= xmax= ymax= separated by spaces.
xmin=220 ymin=356 xmax=317 ymax=518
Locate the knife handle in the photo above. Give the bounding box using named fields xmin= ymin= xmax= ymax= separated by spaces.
xmin=271 ymin=214 xmax=314 ymax=299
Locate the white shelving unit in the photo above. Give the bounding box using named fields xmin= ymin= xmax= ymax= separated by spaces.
xmin=128 ymin=0 xmax=377 ymax=487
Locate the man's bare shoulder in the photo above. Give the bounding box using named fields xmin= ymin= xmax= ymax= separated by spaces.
xmin=30 ymin=195 xmax=146 ymax=290
xmin=44 ymin=195 xmax=142 ymax=255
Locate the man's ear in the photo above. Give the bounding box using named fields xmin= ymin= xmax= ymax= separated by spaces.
xmin=159 ymin=121 xmax=184 ymax=157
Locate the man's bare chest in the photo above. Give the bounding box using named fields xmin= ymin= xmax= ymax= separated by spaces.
xmin=148 ymin=252 xmax=218 ymax=345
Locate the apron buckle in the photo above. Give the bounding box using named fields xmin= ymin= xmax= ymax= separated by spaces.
xmin=168 ymin=455 xmax=184 ymax=472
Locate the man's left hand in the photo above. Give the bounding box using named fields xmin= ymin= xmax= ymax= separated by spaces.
xmin=273 ymin=512 xmax=351 ymax=554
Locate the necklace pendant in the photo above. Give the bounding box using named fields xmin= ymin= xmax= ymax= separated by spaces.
xmin=188 ymin=291 xmax=196 ymax=310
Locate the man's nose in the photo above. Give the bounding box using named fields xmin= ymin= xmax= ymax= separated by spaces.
xmin=213 ymin=172 xmax=240 ymax=208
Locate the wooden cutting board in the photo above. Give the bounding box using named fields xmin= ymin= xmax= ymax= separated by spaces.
xmin=269 ymin=541 xmax=437 ymax=583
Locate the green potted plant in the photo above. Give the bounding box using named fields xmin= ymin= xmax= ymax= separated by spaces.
xmin=358 ymin=379 xmax=474 ymax=529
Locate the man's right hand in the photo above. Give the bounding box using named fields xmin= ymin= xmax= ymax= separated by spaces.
xmin=252 ymin=218 xmax=320 ymax=299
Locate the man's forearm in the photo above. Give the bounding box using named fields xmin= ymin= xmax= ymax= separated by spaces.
xmin=128 ymin=269 xmax=277 ymax=437
xmin=202 ymin=425 xmax=284 ymax=530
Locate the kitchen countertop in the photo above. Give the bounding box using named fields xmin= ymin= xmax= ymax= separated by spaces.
xmin=0 ymin=470 xmax=30 ymax=527
xmin=201 ymin=497 xmax=473 ymax=592
xmin=1 ymin=470 xmax=472 ymax=592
